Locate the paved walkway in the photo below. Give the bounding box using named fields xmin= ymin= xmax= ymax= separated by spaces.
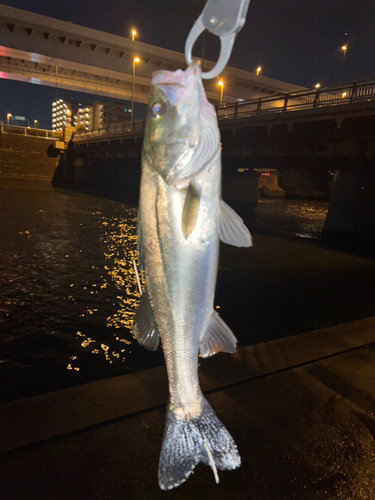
xmin=1 ymin=317 xmax=375 ymax=499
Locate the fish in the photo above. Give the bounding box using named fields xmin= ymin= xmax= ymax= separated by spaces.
xmin=132 ymin=59 xmax=252 ymax=490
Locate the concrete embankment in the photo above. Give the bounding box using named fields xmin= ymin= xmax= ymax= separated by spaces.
xmin=1 ymin=317 xmax=375 ymax=499
xmin=51 ymin=150 xmax=142 ymax=205
xmin=0 ymin=133 xmax=59 ymax=183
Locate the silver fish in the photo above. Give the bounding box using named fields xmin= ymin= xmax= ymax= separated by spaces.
xmin=133 ymin=60 xmax=252 ymax=490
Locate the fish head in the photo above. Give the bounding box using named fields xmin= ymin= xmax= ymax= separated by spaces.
xmin=143 ymin=60 xmax=220 ymax=188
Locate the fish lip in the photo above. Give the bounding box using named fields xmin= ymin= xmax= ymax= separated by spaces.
xmin=152 ymin=72 xmax=186 ymax=89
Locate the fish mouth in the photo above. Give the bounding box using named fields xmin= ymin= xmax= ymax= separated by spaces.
xmin=152 ymin=73 xmax=186 ymax=88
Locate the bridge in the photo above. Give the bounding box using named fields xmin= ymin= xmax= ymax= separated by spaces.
xmin=0 ymin=122 xmax=61 ymax=140
xmin=60 ymin=78 xmax=375 ymax=248
xmin=71 ymin=78 xmax=375 ymax=168
xmin=72 ymin=78 xmax=375 ymax=140
xmin=70 ymin=77 xmax=375 ymax=185
xmin=0 ymin=3 xmax=304 ymax=105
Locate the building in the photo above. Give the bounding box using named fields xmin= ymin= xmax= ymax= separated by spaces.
xmin=52 ymin=99 xmax=131 ymax=131
xmin=52 ymin=99 xmax=93 ymax=131
xmin=52 ymin=99 xmax=83 ymax=131
xmin=92 ymin=101 xmax=131 ymax=129
xmin=75 ymin=105 xmax=93 ymax=131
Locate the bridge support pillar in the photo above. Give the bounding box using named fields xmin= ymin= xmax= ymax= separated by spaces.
xmin=323 ymin=172 xmax=375 ymax=251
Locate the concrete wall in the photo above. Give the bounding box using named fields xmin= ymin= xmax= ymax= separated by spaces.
xmin=0 ymin=133 xmax=59 ymax=183
xmin=52 ymin=151 xmax=141 ymax=205
xmin=323 ymin=172 xmax=375 ymax=246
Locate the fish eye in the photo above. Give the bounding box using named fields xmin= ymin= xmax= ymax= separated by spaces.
xmin=150 ymin=102 xmax=165 ymax=118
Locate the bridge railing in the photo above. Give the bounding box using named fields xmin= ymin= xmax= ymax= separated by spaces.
xmin=72 ymin=78 xmax=375 ymax=141
xmin=216 ymin=79 xmax=375 ymax=120
xmin=0 ymin=123 xmax=62 ymax=139
xmin=74 ymin=119 xmax=147 ymax=140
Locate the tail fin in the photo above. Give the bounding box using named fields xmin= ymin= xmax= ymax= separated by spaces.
xmin=158 ymin=396 xmax=241 ymax=490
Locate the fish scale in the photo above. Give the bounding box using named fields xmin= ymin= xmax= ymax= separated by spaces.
xmin=133 ymin=60 xmax=252 ymax=489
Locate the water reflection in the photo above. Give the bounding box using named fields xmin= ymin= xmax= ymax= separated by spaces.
xmin=0 ymin=187 xmax=336 ymax=402
xmin=68 ymin=205 xmax=142 ymax=371
xmin=102 ymin=208 xmax=141 ymax=329
xmin=251 ymin=199 xmax=329 ymax=240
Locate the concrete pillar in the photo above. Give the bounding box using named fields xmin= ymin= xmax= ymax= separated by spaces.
xmin=323 ymin=172 xmax=375 ymax=248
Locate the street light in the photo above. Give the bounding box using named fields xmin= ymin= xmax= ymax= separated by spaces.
xmin=25 ymin=118 xmax=30 ymax=128
xmin=315 ymin=83 xmax=321 ymax=89
xmin=218 ymin=80 xmax=224 ymax=105
xmin=131 ymin=57 xmax=140 ymax=123
xmin=34 ymin=119 xmax=38 ymax=128
xmin=131 ymin=29 xmax=137 ymax=42
xmin=7 ymin=113 xmax=11 ymax=125
xmin=341 ymin=45 xmax=347 ymax=61
xmin=256 ymin=66 xmax=261 ymax=76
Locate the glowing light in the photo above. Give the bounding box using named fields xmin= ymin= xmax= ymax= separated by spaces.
xmin=131 ymin=29 xmax=137 ymax=41
xmin=134 ymin=57 xmax=140 ymax=63
xmin=341 ymin=45 xmax=348 ymax=61
xmin=315 ymin=83 xmax=321 ymax=89
xmin=218 ymin=81 xmax=224 ymax=105
xmin=256 ymin=66 xmax=261 ymax=75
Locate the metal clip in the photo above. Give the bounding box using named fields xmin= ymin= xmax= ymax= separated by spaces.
xmin=185 ymin=0 xmax=251 ymax=80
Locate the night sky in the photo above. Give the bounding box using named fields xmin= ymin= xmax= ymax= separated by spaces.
xmin=1 ymin=0 xmax=374 ymax=129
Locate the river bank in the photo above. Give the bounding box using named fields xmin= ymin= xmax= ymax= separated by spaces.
xmin=2 ymin=317 xmax=375 ymax=499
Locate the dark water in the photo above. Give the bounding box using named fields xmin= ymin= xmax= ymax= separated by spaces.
xmin=243 ymin=198 xmax=329 ymax=241
xmin=1 ymin=184 xmax=375 ymax=403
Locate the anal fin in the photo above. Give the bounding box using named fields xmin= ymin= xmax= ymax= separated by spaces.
xmin=132 ymin=289 xmax=160 ymax=351
xmin=199 ymin=310 xmax=237 ymax=358
xmin=219 ymin=200 xmax=252 ymax=248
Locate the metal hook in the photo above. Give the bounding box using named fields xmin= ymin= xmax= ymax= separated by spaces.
xmin=185 ymin=18 xmax=236 ymax=80
xmin=185 ymin=0 xmax=251 ymax=80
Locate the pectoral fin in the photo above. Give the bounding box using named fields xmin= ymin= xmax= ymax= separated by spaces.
xmin=181 ymin=184 xmax=201 ymax=239
xmin=219 ymin=200 xmax=252 ymax=247
xmin=132 ymin=288 xmax=160 ymax=351
xmin=199 ymin=310 xmax=237 ymax=358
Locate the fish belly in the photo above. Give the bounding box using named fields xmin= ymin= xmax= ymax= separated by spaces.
xmin=141 ymin=164 xmax=219 ymax=410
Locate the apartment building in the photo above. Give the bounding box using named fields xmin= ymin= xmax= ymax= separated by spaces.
xmin=75 ymin=106 xmax=93 ymax=131
xmin=52 ymin=99 xmax=130 ymax=131
xmin=92 ymin=101 xmax=131 ymax=129
xmin=52 ymin=100 xmax=78 ymax=131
